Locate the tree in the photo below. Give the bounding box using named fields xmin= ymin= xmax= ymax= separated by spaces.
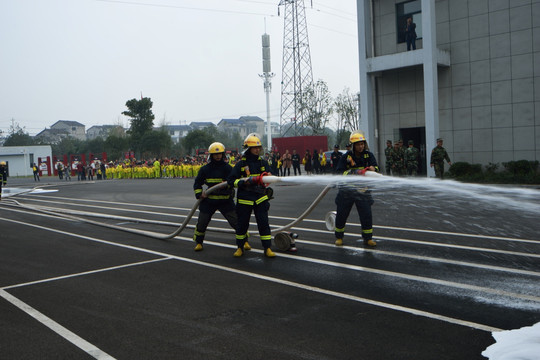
xmin=52 ymin=137 xmax=84 ymax=157
xmin=104 ymin=134 xmax=129 ymax=161
xmin=334 ymin=88 xmax=359 ymax=146
xmin=183 ymin=128 xmax=216 ymax=155
xmin=122 ymin=97 xmax=155 ymax=156
xmin=3 ymin=121 xmax=34 ymax=146
xmin=298 ymin=80 xmax=334 ymax=135
xmin=140 ymin=129 xmax=173 ymax=159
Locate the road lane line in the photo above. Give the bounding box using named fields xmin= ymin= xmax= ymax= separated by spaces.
xmin=2 ymin=209 xmax=540 ymax=300
xmin=19 ymin=194 xmax=540 ymax=243
xmin=2 ymin=257 xmax=171 ymax=290
xmin=0 ymin=216 xmax=521 ymax=332
xmin=3 ymin=204 xmax=539 ymax=262
xmin=0 ymin=289 xmax=115 ymax=359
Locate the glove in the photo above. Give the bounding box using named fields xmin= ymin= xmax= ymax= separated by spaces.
xmin=352 ymin=168 xmax=367 ymax=176
xmin=245 ymin=175 xmax=262 ymax=186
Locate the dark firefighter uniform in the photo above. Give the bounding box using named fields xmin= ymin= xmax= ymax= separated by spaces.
xmin=334 ymin=132 xmax=379 ymax=247
xmin=330 ymin=145 xmax=343 ymax=173
xmin=193 ymin=152 xmax=237 ymax=250
xmin=0 ymin=161 xmax=6 ymax=199
xmin=227 ymin=135 xmax=275 ymax=257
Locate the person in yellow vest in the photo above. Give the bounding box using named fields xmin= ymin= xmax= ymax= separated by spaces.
xmin=153 ymin=159 xmax=161 ymax=178
xmin=115 ymin=164 xmax=123 ymax=179
xmin=184 ymin=162 xmax=193 ymax=178
xmin=319 ymin=148 xmax=327 ymax=174
xmin=32 ymin=163 xmax=40 ymax=182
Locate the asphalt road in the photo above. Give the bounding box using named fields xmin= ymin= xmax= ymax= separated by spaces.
xmin=1 ymin=175 xmax=539 ymax=359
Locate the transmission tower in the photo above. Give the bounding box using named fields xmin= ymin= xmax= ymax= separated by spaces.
xmin=278 ymin=0 xmax=314 ymax=136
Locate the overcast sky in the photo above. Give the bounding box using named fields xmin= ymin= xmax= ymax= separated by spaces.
xmin=1 ymin=0 xmax=359 ymax=136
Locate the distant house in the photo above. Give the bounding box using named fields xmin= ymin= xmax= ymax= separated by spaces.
xmin=156 ymin=125 xmax=191 ymax=143
xmin=189 ymin=122 xmax=215 ymax=131
xmin=34 ymin=120 xmax=86 ymax=143
xmin=34 ymin=128 xmax=70 ymax=144
xmin=217 ymin=116 xmax=265 ymax=140
xmin=86 ymin=125 xmax=124 ymax=140
xmin=50 ymin=120 xmax=86 ymax=141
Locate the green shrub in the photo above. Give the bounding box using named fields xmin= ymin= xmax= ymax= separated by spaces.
xmin=447 ymin=160 xmax=539 ymax=184
xmin=448 ymin=162 xmax=483 ymax=178
xmin=484 ymin=162 xmax=498 ymax=174
xmin=502 ymin=160 xmax=539 ymax=175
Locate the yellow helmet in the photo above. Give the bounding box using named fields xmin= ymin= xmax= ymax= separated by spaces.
xmin=349 ymin=131 xmax=366 ymax=144
xmin=0 ymin=161 xmax=6 ymax=166
xmin=243 ymin=134 xmax=262 ymax=149
xmin=208 ymin=142 xmax=225 ymax=154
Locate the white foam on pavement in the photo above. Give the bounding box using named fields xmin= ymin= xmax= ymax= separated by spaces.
xmin=482 ymin=322 xmax=540 ymax=360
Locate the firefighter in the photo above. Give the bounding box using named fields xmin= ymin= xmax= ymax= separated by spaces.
xmin=227 ymin=134 xmax=276 ymax=258
xmin=0 ymin=161 xmax=6 ymax=200
xmin=334 ymin=131 xmax=380 ymax=247
xmin=192 ymin=142 xmax=245 ymax=251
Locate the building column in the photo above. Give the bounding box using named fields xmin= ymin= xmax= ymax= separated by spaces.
xmin=422 ymin=0 xmax=438 ymax=177
xmin=357 ymin=0 xmax=376 ymax=158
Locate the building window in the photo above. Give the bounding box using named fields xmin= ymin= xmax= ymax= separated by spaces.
xmin=396 ymin=0 xmax=422 ymax=44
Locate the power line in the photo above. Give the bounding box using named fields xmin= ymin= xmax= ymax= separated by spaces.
xmin=95 ymin=0 xmax=276 ymax=16
xmin=309 ymin=23 xmax=357 ymax=38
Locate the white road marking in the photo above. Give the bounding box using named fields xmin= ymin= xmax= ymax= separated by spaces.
xmin=2 ymin=257 xmax=171 ymax=290
xmin=0 ymin=289 xmax=116 ymax=359
xmin=3 ymin=202 xmax=539 ymax=265
xmin=21 ymin=194 xmax=540 ymax=243
xmin=0 ymin=215 xmax=522 ymax=333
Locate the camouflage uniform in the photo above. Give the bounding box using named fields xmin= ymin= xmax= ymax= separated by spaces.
xmin=384 ymin=142 xmax=393 ymax=175
xmin=430 ymin=143 xmax=451 ymax=179
xmin=404 ymin=143 xmax=419 ymax=176
xmin=391 ymin=144 xmax=405 ymax=176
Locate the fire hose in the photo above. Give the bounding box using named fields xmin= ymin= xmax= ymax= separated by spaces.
xmin=0 ymin=174 xmax=334 ymax=251
xmin=1 ymin=171 xmax=382 ymax=251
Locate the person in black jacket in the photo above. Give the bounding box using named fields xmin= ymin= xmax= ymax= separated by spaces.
xmin=334 ymin=131 xmax=380 ymax=247
xmin=330 ymin=144 xmax=343 ymax=173
xmin=193 ymin=142 xmax=242 ymax=252
xmin=228 ymin=134 xmax=276 ymax=258
xmin=405 ymin=16 xmax=417 ymax=51
xmin=0 ymin=161 xmax=7 ymax=200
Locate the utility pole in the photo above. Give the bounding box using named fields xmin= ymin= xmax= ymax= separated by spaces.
xmin=259 ymin=33 xmax=275 ymax=151
xmin=278 ymin=0 xmax=314 ymax=136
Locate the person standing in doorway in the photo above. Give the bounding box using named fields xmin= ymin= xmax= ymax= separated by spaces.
xmin=384 ymin=140 xmax=393 ymax=175
xmin=405 ymin=17 xmax=417 ymax=51
xmin=430 ymin=138 xmax=452 ymax=179
xmin=404 ymin=140 xmax=420 ymax=176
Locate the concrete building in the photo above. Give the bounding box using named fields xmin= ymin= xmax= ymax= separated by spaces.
xmin=0 ymin=145 xmax=53 ymax=177
xmin=35 ymin=120 xmax=86 ymax=143
xmin=86 ymin=125 xmax=123 ymax=140
xmin=217 ymin=116 xmax=266 ymax=140
xmin=158 ymin=125 xmax=191 ymax=143
xmin=189 ymin=122 xmax=215 ymax=130
xmin=357 ymin=0 xmax=539 ymax=176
